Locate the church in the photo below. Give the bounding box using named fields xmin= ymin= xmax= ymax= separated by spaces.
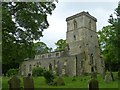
xmin=20 ymin=11 xmax=105 ymax=76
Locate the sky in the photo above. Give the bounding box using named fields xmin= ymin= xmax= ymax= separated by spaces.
xmin=40 ymin=0 xmax=119 ymax=50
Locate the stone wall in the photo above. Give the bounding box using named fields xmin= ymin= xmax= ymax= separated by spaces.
xmin=20 ymin=11 xmax=104 ymax=76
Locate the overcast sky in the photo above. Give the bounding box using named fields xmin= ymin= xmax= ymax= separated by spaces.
xmin=40 ymin=0 xmax=119 ymax=50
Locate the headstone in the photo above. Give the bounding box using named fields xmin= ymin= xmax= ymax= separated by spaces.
xmin=23 ymin=73 xmax=34 ymax=90
xmin=8 ymin=75 xmax=21 ymax=90
xmin=118 ymin=68 xmax=120 ymax=80
xmin=104 ymin=73 xmax=112 ymax=83
xmin=118 ymin=68 xmax=120 ymax=90
xmin=91 ymin=72 xmax=97 ymax=79
xmin=72 ymin=76 xmax=76 ymax=81
xmin=53 ymin=76 xmax=65 ymax=86
xmin=88 ymin=78 xmax=99 ymax=90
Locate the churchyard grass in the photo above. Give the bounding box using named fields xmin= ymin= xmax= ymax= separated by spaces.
xmin=2 ymin=72 xmax=118 ymax=89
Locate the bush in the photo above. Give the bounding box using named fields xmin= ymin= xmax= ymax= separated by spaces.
xmin=32 ymin=67 xmax=45 ymax=77
xmin=43 ymin=70 xmax=55 ymax=85
xmin=6 ymin=69 xmax=18 ymax=77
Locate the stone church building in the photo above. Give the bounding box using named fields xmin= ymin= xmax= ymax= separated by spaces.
xmin=20 ymin=11 xmax=104 ymax=76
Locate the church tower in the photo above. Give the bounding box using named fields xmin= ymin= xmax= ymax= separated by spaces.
xmin=66 ymin=11 xmax=104 ymax=75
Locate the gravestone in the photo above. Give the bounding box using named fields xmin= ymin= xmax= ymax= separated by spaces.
xmin=88 ymin=78 xmax=99 ymax=90
xmin=104 ymin=73 xmax=112 ymax=83
xmin=91 ymin=72 xmax=97 ymax=79
xmin=118 ymin=68 xmax=120 ymax=90
xmin=23 ymin=73 xmax=34 ymax=90
xmin=72 ymin=76 xmax=76 ymax=81
xmin=88 ymin=72 xmax=99 ymax=90
xmin=8 ymin=75 xmax=21 ymax=90
xmin=53 ymin=76 xmax=65 ymax=86
xmin=118 ymin=68 xmax=120 ymax=80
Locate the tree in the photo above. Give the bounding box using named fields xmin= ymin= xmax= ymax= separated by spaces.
xmin=34 ymin=42 xmax=52 ymax=55
xmin=2 ymin=2 xmax=56 ymax=75
xmin=108 ymin=2 xmax=120 ymax=65
xmin=98 ymin=2 xmax=120 ymax=81
xmin=55 ymin=39 xmax=67 ymax=51
xmin=98 ymin=26 xmax=115 ymax=80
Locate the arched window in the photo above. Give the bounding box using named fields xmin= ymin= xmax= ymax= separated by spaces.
xmin=90 ymin=54 xmax=93 ymax=64
xmin=74 ymin=35 xmax=76 ymax=40
xmin=73 ymin=20 xmax=77 ymax=29
xmin=48 ymin=54 xmax=51 ymax=58
xmin=89 ymin=20 xmax=92 ymax=30
xmin=29 ymin=64 xmax=32 ymax=72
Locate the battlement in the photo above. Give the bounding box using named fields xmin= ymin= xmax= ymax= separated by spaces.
xmin=66 ymin=11 xmax=97 ymax=22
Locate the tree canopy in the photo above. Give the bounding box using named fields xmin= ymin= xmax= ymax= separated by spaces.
xmin=98 ymin=2 xmax=120 ymax=71
xmin=55 ymin=39 xmax=67 ymax=51
xmin=34 ymin=42 xmax=52 ymax=55
xmin=2 ymin=2 xmax=56 ymax=75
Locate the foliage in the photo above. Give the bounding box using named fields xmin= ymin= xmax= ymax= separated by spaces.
xmin=97 ymin=2 xmax=120 ymax=71
xmin=34 ymin=42 xmax=52 ymax=55
xmin=55 ymin=39 xmax=67 ymax=51
xmin=6 ymin=69 xmax=18 ymax=77
xmin=32 ymin=67 xmax=45 ymax=77
xmin=43 ymin=70 xmax=55 ymax=85
xmin=2 ymin=2 xmax=56 ymax=74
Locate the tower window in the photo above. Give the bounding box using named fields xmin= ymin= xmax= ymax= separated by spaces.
xmin=73 ymin=20 xmax=77 ymax=29
xmin=29 ymin=64 xmax=32 ymax=72
xmin=74 ymin=35 xmax=76 ymax=40
xmin=89 ymin=20 xmax=92 ymax=29
xmin=90 ymin=54 xmax=93 ymax=64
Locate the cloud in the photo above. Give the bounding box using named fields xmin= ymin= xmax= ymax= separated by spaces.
xmin=40 ymin=2 xmax=118 ymax=49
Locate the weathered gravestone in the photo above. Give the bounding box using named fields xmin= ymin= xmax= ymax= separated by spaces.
xmin=104 ymin=72 xmax=112 ymax=83
xmin=8 ymin=75 xmax=21 ymax=90
xmin=53 ymin=76 xmax=65 ymax=86
xmin=88 ymin=72 xmax=99 ymax=90
xmin=118 ymin=68 xmax=120 ymax=90
xmin=118 ymin=68 xmax=120 ymax=80
xmin=23 ymin=73 xmax=34 ymax=90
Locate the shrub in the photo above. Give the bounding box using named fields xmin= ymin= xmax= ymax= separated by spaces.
xmin=43 ymin=70 xmax=55 ymax=85
xmin=32 ymin=67 xmax=45 ymax=77
xmin=6 ymin=69 xmax=18 ymax=77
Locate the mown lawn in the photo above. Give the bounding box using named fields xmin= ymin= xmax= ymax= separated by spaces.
xmin=2 ymin=72 xmax=119 ymax=89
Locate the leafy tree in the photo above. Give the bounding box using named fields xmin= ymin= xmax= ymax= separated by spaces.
xmin=108 ymin=2 xmax=120 ymax=65
xmin=2 ymin=2 xmax=56 ymax=75
xmin=98 ymin=2 xmax=120 ymax=81
xmin=55 ymin=39 xmax=67 ymax=51
xmin=34 ymin=42 xmax=52 ymax=55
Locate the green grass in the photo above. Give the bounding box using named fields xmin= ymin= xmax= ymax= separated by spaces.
xmin=2 ymin=72 xmax=119 ymax=89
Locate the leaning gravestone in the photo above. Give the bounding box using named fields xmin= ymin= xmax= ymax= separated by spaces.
xmin=23 ymin=75 xmax=34 ymax=90
xmin=8 ymin=75 xmax=21 ymax=90
xmin=104 ymin=73 xmax=112 ymax=83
